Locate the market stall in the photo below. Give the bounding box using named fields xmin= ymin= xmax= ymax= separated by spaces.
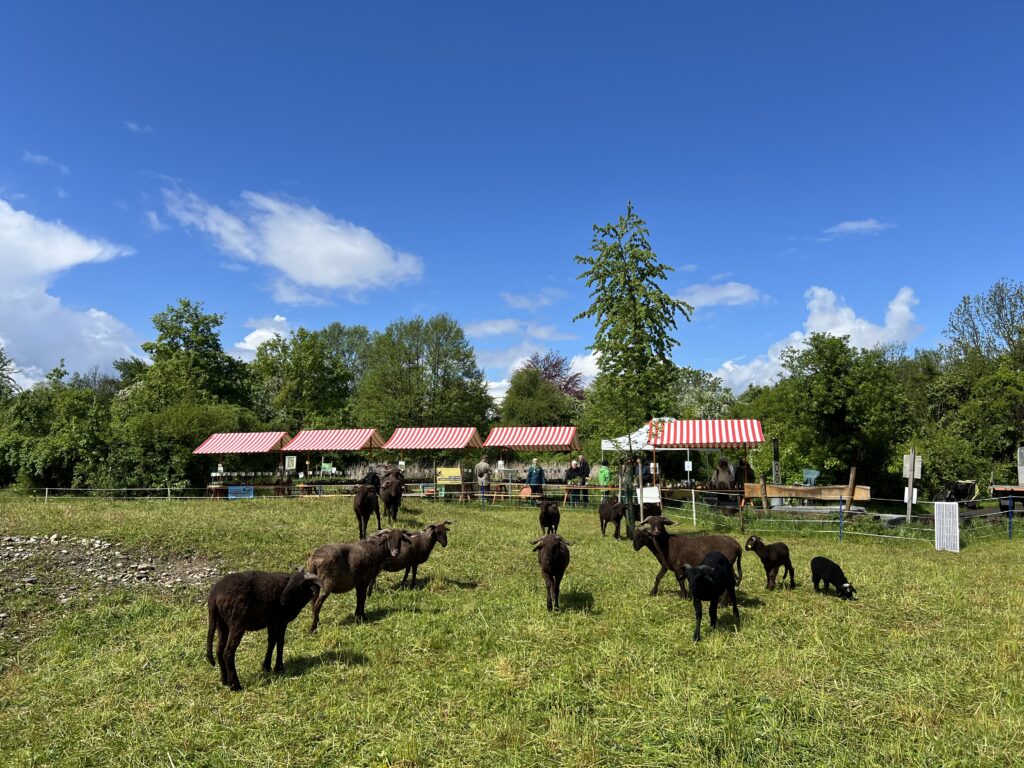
xmin=382 ymin=427 xmax=485 ymax=500
xmin=281 ymin=428 xmax=386 ymax=494
xmin=192 ymin=431 xmax=292 ymax=497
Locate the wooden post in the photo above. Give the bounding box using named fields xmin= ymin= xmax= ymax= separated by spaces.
xmin=906 ymin=448 xmax=915 ymax=523
xmin=760 ymin=475 xmax=769 ymax=517
xmin=846 ymin=466 xmax=857 ymax=513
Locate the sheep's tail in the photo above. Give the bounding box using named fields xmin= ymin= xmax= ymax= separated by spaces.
xmin=206 ymin=601 xmax=217 ymax=666
xmin=734 ymin=551 xmax=742 ymax=586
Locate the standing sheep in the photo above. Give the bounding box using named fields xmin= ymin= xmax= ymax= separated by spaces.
xmin=205 ymin=568 xmax=323 ymax=691
xmin=354 ymin=484 xmax=382 ymax=539
xmin=684 ymin=551 xmax=739 ymax=642
xmin=305 ymin=528 xmax=411 ymax=630
xmin=372 ymin=521 xmax=451 ymax=589
xmin=598 ymin=499 xmax=627 ymax=539
xmin=744 ymin=535 xmax=795 ymax=590
xmin=539 ymin=500 xmax=560 ymax=534
xmin=633 ymin=516 xmax=743 ymax=596
xmin=380 ymin=475 xmax=404 ymax=526
xmin=532 ymin=533 xmax=570 ymax=611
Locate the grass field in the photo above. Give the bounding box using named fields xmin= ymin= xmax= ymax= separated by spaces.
xmin=2 ymin=496 xmax=1023 ymax=767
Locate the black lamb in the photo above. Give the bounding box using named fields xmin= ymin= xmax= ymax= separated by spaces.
xmin=598 ymin=499 xmax=627 ymax=539
xmin=354 ymin=484 xmax=382 ymax=539
xmin=538 ymin=500 xmax=560 ymax=534
xmin=372 ymin=520 xmax=451 ymax=589
xmin=205 ymin=568 xmax=323 ymax=691
xmin=380 ymin=475 xmax=404 ymax=525
xmin=532 ymin=533 xmax=570 ymax=611
xmin=810 ymin=556 xmax=856 ymax=599
xmin=744 ymin=535 xmax=795 ymax=590
xmin=684 ymin=551 xmax=739 ymax=642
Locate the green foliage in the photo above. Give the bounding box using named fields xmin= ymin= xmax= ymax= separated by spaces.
xmin=573 ymin=202 xmax=691 ymax=436
xmin=672 ymin=366 xmax=734 ymax=419
xmin=945 ymin=277 xmax=1024 ymax=364
xmin=0 ymin=346 xmax=20 ymax=400
xmin=500 ymin=367 xmax=577 ymax=426
xmin=353 ymin=314 xmax=492 ymax=434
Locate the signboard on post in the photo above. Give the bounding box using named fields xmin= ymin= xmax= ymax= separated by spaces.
xmin=902 ymin=454 xmax=923 ymax=480
xmin=436 ymin=467 xmax=462 ymax=484
xmin=684 ymin=460 xmax=693 ymax=472
xmin=636 ymin=486 xmax=661 ymax=505
xmin=934 ymin=502 xmax=960 ymax=552
xmin=903 ymin=487 xmax=918 ymax=504
xmin=284 ymin=455 xmax=296 ymax=472
xmin=1017 ymin=447 xmax=1024 ymax=485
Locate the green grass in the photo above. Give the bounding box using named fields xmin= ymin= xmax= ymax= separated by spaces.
xmin=2 ymin=497 xmax=1023 ymax=767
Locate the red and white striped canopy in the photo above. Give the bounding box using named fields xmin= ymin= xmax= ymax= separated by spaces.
xmin=648 ymin=419 xmax=764 ymax=448
xmin=383 ymin=427 xmax=484 ymax=451
xmin=193 ymin=432 xmax=291 ymax=455
xmin=483 ymin=426 xmax=580 ymax=451
xmin=282 ymin=429 xmax=385 ymax=452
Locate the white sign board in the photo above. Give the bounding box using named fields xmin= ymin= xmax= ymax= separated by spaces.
xmin=684 ymin=460 xmax=693 ymax=472
xmin=636 ymin=486 xmax=661 ymax=505
xmin=1018 ymin=447 xmax=1024 ymax=484
xmin=934 ymin=501 xmax=960 ymax=552
xmin=902 ymin=454 xmax=923 ymax=480
xmin=398 ymin=460 xmax=406 ymax=469
xmin=285 ymin=455 xmax=296 ymax=471
xmin=903 ymin=487 xmax=918 ymax=504
xmin=496 ymin=460 xmax=505 ymax=471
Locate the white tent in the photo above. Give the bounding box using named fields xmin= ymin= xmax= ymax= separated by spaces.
xmin=600 ymin=426 xmax=654 ymax=453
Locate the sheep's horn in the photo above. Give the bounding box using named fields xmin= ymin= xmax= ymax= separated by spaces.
xmin=443 ymin=520 xmax=452 ymax=525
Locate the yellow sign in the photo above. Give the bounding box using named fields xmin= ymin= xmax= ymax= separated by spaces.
xmin=436 ymin=467 xmax=463 ymax=484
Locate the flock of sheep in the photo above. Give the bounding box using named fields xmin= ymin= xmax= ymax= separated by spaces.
xmin=205 ymin=471 xmax=857 ymax=690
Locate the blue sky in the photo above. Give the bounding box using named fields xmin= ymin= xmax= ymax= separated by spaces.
xmin=1 ymin=2 xmax=1021 ymax=395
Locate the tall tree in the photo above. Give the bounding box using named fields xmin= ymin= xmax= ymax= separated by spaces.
xmin=0 ymin=346 xmax=19 ymax=400
xmin=500 ymin=367 xmax=577 ymax=426
xmin=353 ymin=314 xmax=492 ymax=434
xmin=521 ymin=351 xmax=585 ymax=400
xmin=573 ymin=202 xmax=692 ymax=435
xmin=945 ymin=278 xmax=1024 ymax=365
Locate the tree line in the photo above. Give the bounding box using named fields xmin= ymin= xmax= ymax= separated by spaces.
xmin=0 ymin=205 xmax=1020 ymax=498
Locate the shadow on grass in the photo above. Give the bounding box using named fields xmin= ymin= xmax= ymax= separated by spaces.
xmin=375 ymin=574 xmax=480 ymax=591
xmin=735 ymin=594 xmax=765 ymax=609
xmin=282 ymin=648 xmax=368 ymax=676
xmin=339 ymin=607 xmax=395 ymax=625
xmin=560 ymin=590 xmax=598 ymax=614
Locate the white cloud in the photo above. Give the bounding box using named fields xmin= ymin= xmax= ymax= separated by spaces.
xmin=487 ymin=379 xmax=510 ymax=402
xmin=714 ymin=286 xmax=921 ymax=392
xmin=124 ymin=120 xmax=154 ymax=134
xmin=465 ymin=318 xmax=522 ymax=337
xmin=233 ymin=315 xmax=289 ymax=360
xmin=569 ymin=351 xmax=600 ymax=383
xmin=500 ymin=287 xmax=566 ymax=310
xmin=476 ymin=341 xmax=544 ymax=373
xmin=818 ymin=218 xmax=894 ymax=241
xmin=163 ymin=187 xmax=423 ymax=303
xmin=679 ymin=263 xmax=699 ymax=272
xmin=55 ymin=186 xmax=68 ymax=199
xmin=22 ymin=150 xmax=70 ymax=176
xmin=678 ymin=281 xmax=762 ymax=308
xmin=145 ymin=210 xmax=167 ymax=232
xmin=0 ymin=198 xmax=136 ymax=385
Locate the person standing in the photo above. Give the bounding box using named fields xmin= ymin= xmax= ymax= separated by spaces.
xmin=597 ymin=459 xmax=612 ymax=499
xmin=577 ymin=454 xmax=591 ymax=505
xmin=475 ymin=454 xmax=491 ymax=506
xmin=526 ymin=458 xmax=545 ymax=502
xmin=565 ymin=460 xmax=580 ymax=508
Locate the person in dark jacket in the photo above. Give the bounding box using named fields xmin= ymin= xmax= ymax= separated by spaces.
xmin=526 ymin=458 xmax=545 ymax=503
xmin=577 ymin=454 xmax=591 ymax=505
xmin=565 ymin=460 xmax=580 ymax=508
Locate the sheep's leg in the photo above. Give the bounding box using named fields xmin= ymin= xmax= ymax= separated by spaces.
xmin=215 ymin=621 xmax=229 ymax=685
xmin=357 ymin=515 xmax=366 ymax=540
xmin=410 ymin=563 xmax=418 ymax=589
xmin=543 ymin=574 xmax=554 ymax=611
xmin=374 ymin=507 xmax=382 ymax=531
xmin=601 ymin=519 xmax=606 ymax=536
xmin=224 ymin=628 xmax=244 ymax=691
xmin=735 ymin=553 xmax=742 ymax=587
xmin=786 ymin=560 xmax=795 ymax=589
xmin=729 ymin=586 xmax=739 ymax=620
xmin=274 ymin=627 xmax=285 ymax=672
xmin=768 ymin=567 xmax=778 ymax=590
xmin=674 ymin=571 xmax=689 ymax=599
xmin=692 ymin=599 xmax=702 ymax=642
xmin=399 ymin=568 xmax=410 ymax=588
xmin=651 ymin=566 xmax=668 ymax=596
xmin=709 ymin=597 xmax=719 ymax=630
xmin=309 ymin=592 xmax=329 ymax=634
xmin=354 ymin=584 xmax=368 ymax=623
xmin=262 ymin=629 xmax=275 ymax=672
xmin=614 ymin=519 xmax=621 ymax=539
xmin=553 ymin=573 xmax=562 ymax=612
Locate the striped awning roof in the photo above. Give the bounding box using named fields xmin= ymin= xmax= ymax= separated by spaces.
xmin=648 ymin=419 xmax=764 ymax=449
xmin=383 ymin=427 xmax=484 ymax=451
xmin=282 ymin=429 xmax=386 ymax=452
xmin=193 ymin=431 xmax=291 ymax=455
xmin=483 ymin=426 xmax=580 ymax=451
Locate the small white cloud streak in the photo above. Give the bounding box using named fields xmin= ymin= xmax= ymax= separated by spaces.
xmin=679 ymin=263 xmax=699 ymax=272
xmin=715 ymin=286 xmax=921 ymax=392
xmin=817 ymin=218 xmax=894 ymax=242
xmin=145 ymin=210 xmax=167 ymax=232
xmin=500 ymin=287 xmax=566 ymax=310
xmin=124 ymin=120 xmax=154 ymax=134
xmin=22 ymin=150 xmax=70 ymax=176
xmin=233 ymin=314 xmax=290 ymax=360
xmin=678 ymin=281 xmax=762 ymax=308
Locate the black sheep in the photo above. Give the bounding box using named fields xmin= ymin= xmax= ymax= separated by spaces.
xmin=532 ymin=533 xmax=570 ymax=611
xmin=360 ymin=471 xmax=382 ymax=493
xmin=744 ymin=535 xmax=795 ymax=590
xmin=598 ymin=499 xmax=627 ymax=539
xmin=380 ymin=475 xmax=404 ymax=525
xmin=632 ymin=517 xmax=743 ymax=596
xmin=353 ymin=485 xmax=382 ymax=539
xmin=684 ymin=551 xmax=739 ymax=642
xmin=205 ymin=568 xmax=323 ymax=691
xmin=538 ymin=500 xmax=560 ymax=534
xmin=810 ymin=556 xmax=856 ymax=599
xmin=372 ymin=521 xmax=450 ymax=589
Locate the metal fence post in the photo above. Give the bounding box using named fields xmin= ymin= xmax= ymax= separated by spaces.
xmin=839 ymin=496 xmax=845 ymax=542
xmin=45 ymin=487 xmax=49 ymax=504
xmin=1009 ymin=497 xmax=1014 ymax=540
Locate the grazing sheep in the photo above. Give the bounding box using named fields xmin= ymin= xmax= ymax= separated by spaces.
xmin=380 ymin=475 xmax=404 ymax=526
xmin=684 ymin=551 xmax=739 ymax=642
xmin=744 ymin=535 xmax=795 ymax=590
xmin=532 ymin=533 xmax=570 ymax=611
xmin=354 ymin=485 xmax=382 ymax=539
xmin=205 ymin=568 xmax=323 ymax=691
xmin=598 ymin=499 xmax=627 ymax=539
xmin=373 ymin=520 xmax=451 ymax=589
xmin=811 ymin=556 xmax=856 ymax=599
xmin=305 ymin=529 xmax=411 ymax=630
xmin=632 ymin=517 xmax=743 ymax=597
xmin=539 ymin=500 xmax=560 ymax=534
